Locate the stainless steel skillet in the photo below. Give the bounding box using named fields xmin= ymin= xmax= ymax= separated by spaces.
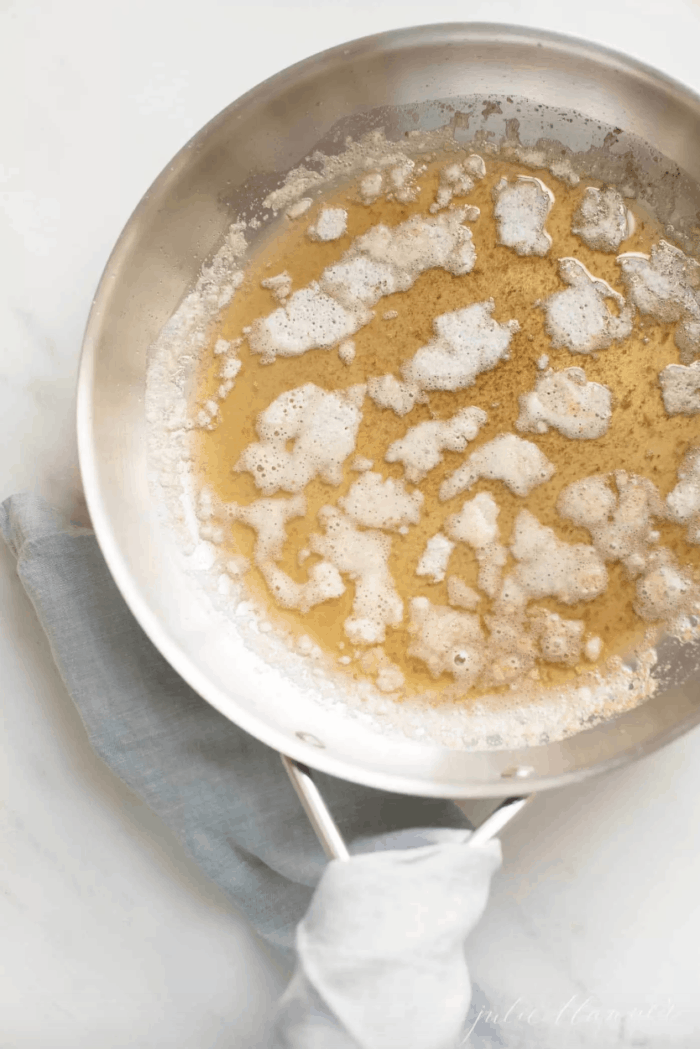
xmin=77 ymin=23 xmax=700 ymax=813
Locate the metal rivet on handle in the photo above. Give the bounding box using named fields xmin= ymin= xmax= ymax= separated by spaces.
xmin=501 ymin=765 xmax=535 ymax=779
xmin=296 ymin=732 xmax=325 ymax=748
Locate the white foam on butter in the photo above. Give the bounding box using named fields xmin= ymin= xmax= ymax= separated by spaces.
xmin=544 ymin=257 xmax=633 ymax=354
xmin=321 ymin=256 xmax=398 ymax=309
xmin=475 ymin=540 xmax=509 ymax=600
xmin=430 ymin=155 xmax=485 ymax=213
xmin=350 ymin=209 xmax=477 ymax=283
xmin=376 ymin=663 xmax=405 ymax=694
xmin=225 ymin=555 xmax=250 ymax=579
xmin=667 ymin=446 xmax=700 ymax=542
xmin=359 ymin=172 xmax=383 ymax=204
xmin=402 ymin=301 xmax=519 ymax=393
xmin=554 ymin=465 xmax=700 ymax=625
xmin=195 ymin=489 xmax=227 ymax=546
xmin=261 ymin=272 xmax=292 ymax=301
xmin=634 ymin=550 xmax=695 ymax=622
xmin=476 ymin=570 xmax=540 ymax=685
xmin=236 ymin=383 xmax=364 ymax=495
xmin=307 ymin=207 xmax=348 ymax=242
xmin=587 ymin=633 xmax=604 ymax=658
xmin=250 ymin=210 xmax=478 ymax=362
xmin=572 ymin=187 xmax=634 ymax=252
xmin=359 ymin=647 xmax=405 ymax=693
xmin=584 ymin=635 xmax=603 ymax=661
xmin=339 ymin=472 xmax=423 ymax=531
xmin=446 ymin=491 xmax=500 ymax=547
xmin=557 ymin=471 xmax=663 ymax=576
xmin=367 ymin=375 xmax=424 ymax=416
xmin=357 ymin=154 xmax=420 ymax=206
xmin=386 ymin=158 xmax=418 ymax=203
xmin=446 ymin=576 xmax=481 ymax=610
xmin=496 ymin=142 xmax=580 ymax=187
xmin=492 ymin=175 xmax=554 ymax=256
xmin=516 ymin=366 xmax=612 ymax=439
xmin=509 ymin=510 xmax=608 ymax=605
xmin=310 ymin=507 xmax=403 ymax=645
xmin=439 ymin=433 xmax=555 ymax=502
xmin=445 ymin=492 xmax=507 ymax=597
xmin=249 ymin=284 xmax=363 ymax=361
xmin=225 ymin=493 xmax=307 ymax=562
xmin=407 ymin=597 xmax=484 ymax=683
xmin=659 ymin=361 xmax=700 ymax=415
xmin=260 ymin=560 xmax=346 ymax=613
xmin=195 ymin=336 xmax=245 ymax=426
xmin=219 ymin=492 xmax=345 ymax=613
xmin=385 ymin=406 xmax=488 ymax=482
xmin=529 ymin=610 xmax=585 ymax=665
xmin=287 ymin=198 xmax=313 ymax=219
xmin=618 ymin=240 xmax=700 ymax=362
xmin=219 ymin=355 xmax=242 ymax=381
xmin=416 ymin=533 xmax=455 ymax=583
xmin=338 ymin=339 xmax=356 ymax=365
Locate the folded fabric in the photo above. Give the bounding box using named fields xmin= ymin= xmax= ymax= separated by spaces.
xmin=275 ymin=832 xmax=499 ymax=1048
xmin=1 ymin=493 xmax=501 ymax=1047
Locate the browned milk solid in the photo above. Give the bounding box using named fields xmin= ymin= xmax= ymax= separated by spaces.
xmin=193 ymin=158 xmax=700 ymax=701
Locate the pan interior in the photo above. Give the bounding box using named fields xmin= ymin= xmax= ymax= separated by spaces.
xmin=79 ymin=26 xmax=700 ymax=796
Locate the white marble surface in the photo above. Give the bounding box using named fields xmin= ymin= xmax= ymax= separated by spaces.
xmin=3 ymin=0 xmax=700 ymax=1045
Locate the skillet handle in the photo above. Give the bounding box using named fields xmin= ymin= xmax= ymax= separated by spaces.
xmin=281 ymin=754 xmax=351 ymax=861
xmin=281 ymin=754 xmax=532 ymax=861
xmin=467 ymin=794 xmax=532 ymax=846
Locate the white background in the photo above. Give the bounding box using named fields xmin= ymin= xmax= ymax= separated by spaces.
xmin=3 ymin=1 xmax=700 ymax=1045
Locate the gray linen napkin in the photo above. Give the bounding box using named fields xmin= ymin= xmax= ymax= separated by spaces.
xmin=1 ymin=493 xmax=501 ymax=1047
